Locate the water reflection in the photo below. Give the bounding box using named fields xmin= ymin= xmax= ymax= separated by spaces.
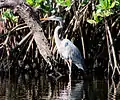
xmin=108 ymin=79 xmax=120 ymax=100
xmin=0 ymin=73 xmax=120 ymax=100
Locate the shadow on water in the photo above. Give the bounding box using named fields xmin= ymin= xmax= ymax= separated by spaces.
xmin=0 ymin=71 xmax=120 ymax=100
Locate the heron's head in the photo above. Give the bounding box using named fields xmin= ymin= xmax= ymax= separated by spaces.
xmin=40 ymin=15 xmax=63 ymax=26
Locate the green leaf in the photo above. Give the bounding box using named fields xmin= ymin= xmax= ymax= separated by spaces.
xmin=34 ymin=3 xmax=39 ymax=7
xmin=103 ymin=10 xmax=113 ymax=16
xmin=55 ymin=0 xmax=71 ymax=7
xmin=87 ymin=19 xmax=97 ymax=24
xmin=110 ymin=2 xmax=116 ymax=8
xmin=2 ymin=9 xmax=11 ymax=19
xmin=100 ymin=0 xmax=104 ymax=6
xmin=93 ymin=11 xmax=98 ymax=21
xmin=35 ymin=0 xmax=43 ymax=3
xmin=100 ymin=0 xmax=106 ymax=9
xmin=96 ymin=9 xmax=102 ymax=13
xmin=65 ymin=0 xmax=71 ymax=7
xmin=116 ymin=1 xmax=120 ymax=5
xmin=12 ymin=16 xmax=18 ymax=22
xmin=2 ymin=9 xmax=18 ymax=22
xmin=96 ymin=4 xmax=102 ymax=10
xmin=26 ymin=0 xmax=34 ymax=6
xmin=99 ymin=0 xmax=109 ymax=9
xmin=96 ymin=12 xmax=104 ymax=17
xmin=105 ymin=0 xmax=108 ymax=8
xmin=108 ymin=0 xmax=111 ymax=8
xmin=102 ymin=0 xmax=107 ymax=9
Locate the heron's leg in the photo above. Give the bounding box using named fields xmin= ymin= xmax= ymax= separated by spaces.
xmin=65 ymin=59 xmax=70 ymax=66
xmin=68 ymin=59 xmax=72 ymax=77
xmin=67 ymin=59 xmax=72 ymax=99
xmin=65 ymin=60 xmax=71 ymax=74
xmin=65 ymin=59 xmax=72 ymax=79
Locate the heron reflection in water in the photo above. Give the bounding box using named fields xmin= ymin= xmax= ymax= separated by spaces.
xmin=40 ymin=16 xmax=85 ymax=78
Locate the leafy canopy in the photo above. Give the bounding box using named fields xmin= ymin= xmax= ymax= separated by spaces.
xmin=87 ymin=0 xmax=120 ymax=24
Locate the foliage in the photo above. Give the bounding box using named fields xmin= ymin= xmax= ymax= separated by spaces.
xmin=26 ymin=0 xmax=44 ymax=7
xmin=26 ymin=0 xmax=55 ymax=14
xmin=26 ymin=0 xmax=71 ymax=15
xmin=2 ymin=9 xmax=18 ymax=22
xmin=87 ymin=0 xmax=120 ymax=24
xmin=55 ymin=0 xmax=71 ymax=7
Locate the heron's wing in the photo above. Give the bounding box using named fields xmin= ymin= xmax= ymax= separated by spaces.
xmin=60 ymin=39 xmax=85 ymax=70
xmin=58 ymin=40 xmax=70 ymax=60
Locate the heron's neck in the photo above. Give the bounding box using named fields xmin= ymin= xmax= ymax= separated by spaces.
xmin=54 ymin=26 xmax=62 ymax=48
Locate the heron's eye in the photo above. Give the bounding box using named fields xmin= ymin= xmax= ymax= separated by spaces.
xmin=65 ymin=42 xmax=68 ymax=47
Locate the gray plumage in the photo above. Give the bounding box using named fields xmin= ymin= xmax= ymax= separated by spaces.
xmin=55 ymin=26 xmax=85 ymax=71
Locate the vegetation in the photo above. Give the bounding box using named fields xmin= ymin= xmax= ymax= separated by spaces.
xmin=0 ymin=0 xmax=120 ymax=79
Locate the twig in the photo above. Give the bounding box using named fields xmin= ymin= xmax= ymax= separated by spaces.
xmin=17 ymin=31 xmax=32 ymax=46
xmin=105 ymin=19 xmax=120 ymax=78
xmin=15 ymin=25 xmax=29 ymax=31
xmin=111 ymin=16 xmax=120 ymax=28
xmin=23 ymin=36 xmax=34 ymax=61
xmin=106 ymin=28 xmax=113 ymax=70
xmin=10 ymin=23 xmax=27 ymax=32
xmin=0 ymin=23 xmax=28 ymax=49
xmin=64 ymin=1 xmax=91 ymax=35
xmin=79 ymin=27 xmax=86 ymax=59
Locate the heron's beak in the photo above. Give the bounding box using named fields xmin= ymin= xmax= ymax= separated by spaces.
xmin=40 ymin=15 xmax=56 ymax=21
xmin=40 ymin=18 xmax=49 ymax=21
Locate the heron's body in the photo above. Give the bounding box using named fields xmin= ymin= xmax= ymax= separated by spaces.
xmin=54 ymin=26 xmax=84 ymax=71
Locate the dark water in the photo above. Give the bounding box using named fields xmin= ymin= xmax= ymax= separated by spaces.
xmin=0 ymin=73 xmax=120 ymax=100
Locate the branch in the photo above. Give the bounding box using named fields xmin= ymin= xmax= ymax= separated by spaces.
xmin=0 ymin=0 xmax=22 ymax=9
xmin=105 ymin=19 xmax=120 ymax=77
xmin=18 ymin=31 xmax=32 ymax=46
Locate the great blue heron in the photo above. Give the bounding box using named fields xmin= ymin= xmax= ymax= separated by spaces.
xmin=40 ymin=16 xmax=85 ymax=77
